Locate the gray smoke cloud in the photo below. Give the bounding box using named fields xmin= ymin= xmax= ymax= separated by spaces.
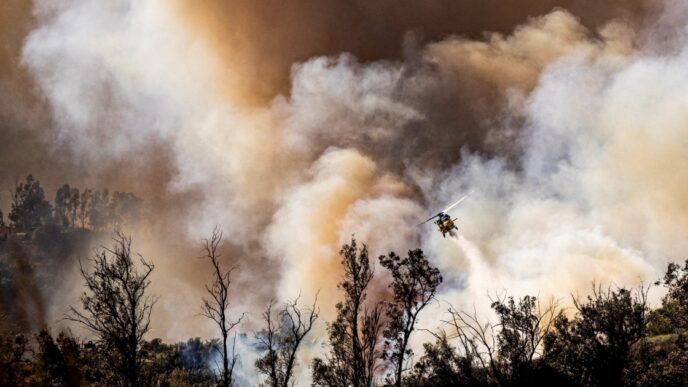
xmin=3 ymin=0 xmax=688 ymax=384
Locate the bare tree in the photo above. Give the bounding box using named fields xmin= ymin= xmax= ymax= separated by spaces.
xmin=443 ymin=304 xmax=503 ymax=385
xmin=200 ymin=227 xmax=244 ymax=387
xmin=255 ymin=294 xmax=319 ymax=387
xmin=66 ymin=233 xmax=156 ymax=387
xmin=492 ymin=295 xmax=561 ymax=370
xmin=441 ymin=295 xmax=561 ymax=386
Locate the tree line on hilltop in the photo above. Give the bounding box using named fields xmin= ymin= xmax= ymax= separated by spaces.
xmin=1 ymin=174 xmax=142 ymax=234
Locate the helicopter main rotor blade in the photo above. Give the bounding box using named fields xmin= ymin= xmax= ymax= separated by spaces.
xmin=418 ymin=213 xmax=441 ymax=226
xmin=442 ymin=189 xmax=475 ymax=214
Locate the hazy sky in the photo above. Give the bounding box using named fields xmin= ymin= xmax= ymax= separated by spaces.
xmin=2 ymin=1 xmax=688 ymax=383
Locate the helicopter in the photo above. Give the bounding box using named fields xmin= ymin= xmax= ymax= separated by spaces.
xmin=419 ymin=190 xmax=474 ymax=237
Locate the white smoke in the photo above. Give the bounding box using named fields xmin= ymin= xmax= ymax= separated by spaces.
xmin=417 ymin=9 xmax=688 ymax=327
xmin=18 ymin=0 xmax=688 ymax=384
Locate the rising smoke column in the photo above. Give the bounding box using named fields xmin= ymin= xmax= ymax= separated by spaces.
xmin=6 ymin=0 xmax=688 ymax=384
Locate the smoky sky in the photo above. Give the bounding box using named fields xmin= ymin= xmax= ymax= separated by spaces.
xmin=0 ymin=0 xmax=652 ymax=194
xmin=176 ymin=0 xmax=650 ymax=102
xmin=3 ymin=4 xmax=688 ymax=384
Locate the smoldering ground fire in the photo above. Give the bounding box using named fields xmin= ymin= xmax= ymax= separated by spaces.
xmin=2 ymin=0 xmax=688 ymax=385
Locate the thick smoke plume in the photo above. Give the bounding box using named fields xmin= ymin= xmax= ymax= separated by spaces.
xmin=2 ymin=0 xmax=688 ymax=383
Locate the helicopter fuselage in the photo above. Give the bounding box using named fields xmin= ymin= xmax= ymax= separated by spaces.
xmin=420 ymin=190 xmax=473 ymax=237
xmin=435 ymin=212 xmax=458 ymax=237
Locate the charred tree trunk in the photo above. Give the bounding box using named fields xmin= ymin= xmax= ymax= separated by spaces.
xmin=200 ymin=227 xmax=243 ymax=387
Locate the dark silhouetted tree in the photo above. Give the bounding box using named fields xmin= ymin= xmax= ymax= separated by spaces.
xmin=0 ymin=331 xmax=30 ymax=385
xmin=54 ymin=184 xmax=76 ymax=229
xmin=404 ymin=331 xmax=486 ymax=387
xmin=491 ymin=295 xmax=561 ymax=384
xmin=55 ymin=332 xmax=83 ymax=386
xmin=544 ymin=285 xmax=649 ymax=386
xmin=379 ymin=248 xmax=442 ymax=386
xmin=626 ymin=260 xmax=688 ymax=386
xmin=255 ymin=295 xmax=319 ymax=387
xmin=312 ymin=238 xmax=385 ymax=387
xmin=33 ymin=330 xmax=69 ymax=385
xmin=442 ymin=303 xmax=505 ymax=385
xmin=88 ymin=189 xmax=110 ymax=231
xmin=66 ymin=233 xmax=156 ymax=387
xmin=9 ymin=174 xmax=52 ymax=230
xmin=200 ymin=227 xmax=244 ymax=387
xmin=54 ymin=184 xmax=81 ymax=229
xmin=429 ymin=294 xmax=561 ymax=386
xmin=648 ymin=260 xmax=688 ymax=335
xmin=624 ymin=333 xmax=688 ymax=387
xmin=77 ymin=188 xmax=92 ymax=229
xmin=69 ymin=187 xmax=80 ymax=228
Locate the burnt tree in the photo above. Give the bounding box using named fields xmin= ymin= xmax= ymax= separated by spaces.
xmin=255 ymin=295 xmax=319 ymax=387
xmin=66 ymin=233 xmax=156 ymax=387
xmin=200 ymin=227 xmax=244 ymax=387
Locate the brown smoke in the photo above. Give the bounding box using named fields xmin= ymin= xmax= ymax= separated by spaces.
xmin=174 ymin=0 xmax=649 ymax=104
xmin=6 ymin=2 xmax=688 ymax=385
